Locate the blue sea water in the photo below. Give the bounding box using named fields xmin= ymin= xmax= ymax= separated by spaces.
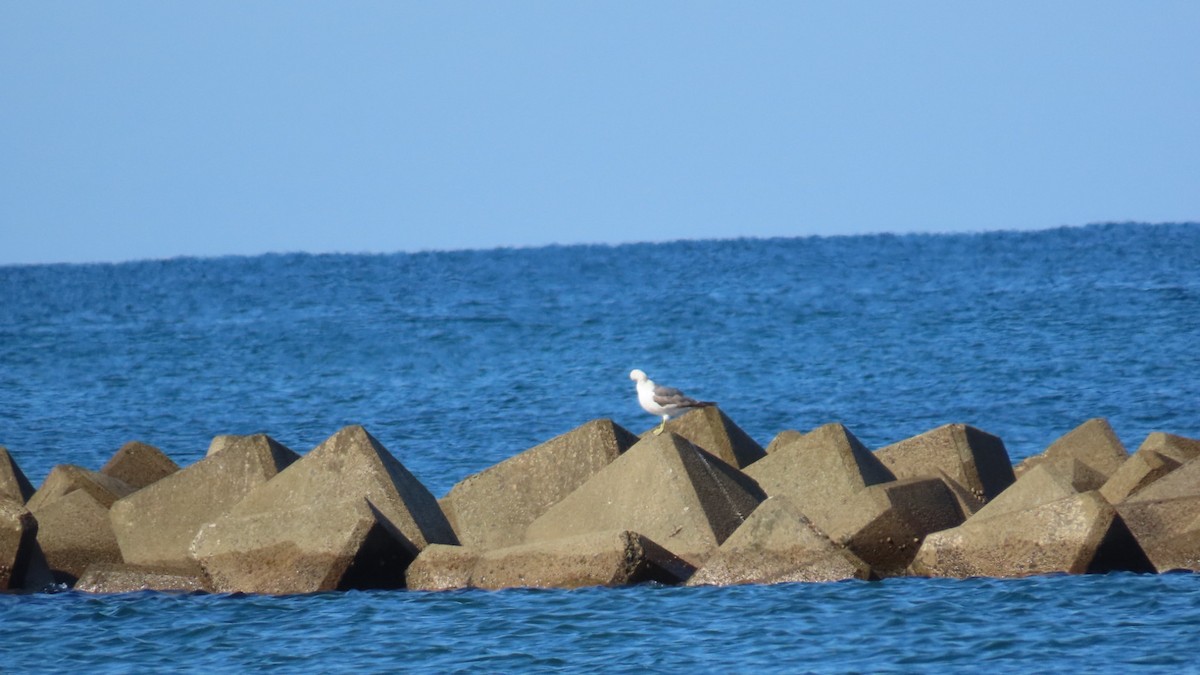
xmin=1 ymin=223 xmax=1198 ymax=672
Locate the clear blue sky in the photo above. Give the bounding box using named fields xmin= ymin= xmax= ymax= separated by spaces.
xmin=2 ymin=2 xmax=1197 ymax=265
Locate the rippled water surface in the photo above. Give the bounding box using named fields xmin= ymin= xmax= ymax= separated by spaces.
xmin=2 ymin=224 xmax=1199 ymax=671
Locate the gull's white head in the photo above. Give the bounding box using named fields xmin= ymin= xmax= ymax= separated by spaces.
xmin=629 ymin=369 xmax=648 ymax=383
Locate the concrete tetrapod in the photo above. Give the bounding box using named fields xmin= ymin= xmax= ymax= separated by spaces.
xmin=100 ymin=441 xmax=180 ymax=490
xmin=686 ymin=496 xmax=871 ymax=586
xmin=875 ymin=423 xmax=1015 ymax=515
xmin=1014 ymin=418 xmax=1128 ymax=481
xmin=744 ymin=423 xmax=894 ymax=533
xmin=524 ymin=432 xmax=766 ymax=567
xmin=110 ymin=434 xmax=298 ymax=571
xmin=192 ymin=425 xmax=456 ymax=594
xmin=641 ymin=406 xmax=766 ymax=469
xmin=440 ymin=419 xmax=638 ymax=550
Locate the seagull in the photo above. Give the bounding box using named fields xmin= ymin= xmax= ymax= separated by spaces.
xmin=629 ymin=369 xmax=714 ymax=435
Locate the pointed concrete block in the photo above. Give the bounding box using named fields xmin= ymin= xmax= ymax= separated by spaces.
xmin=100 ymin=441 xmax=180 ymax=490
xmin=1134 ymin=432 xmax=1200 ymax=464
xmin=875 ymin=424 xmax=1015 ymax=511
xmin=207 ymin=435 xmax=245 ymax=457
xmin=686 ymin=496 xmax=871 ymax=586
xmin=1100 ymin=432 xmax=1200 ymax=504
xmin=764 ymin=430 xmax=804 ymax=455
xmin=1014 ymin=418 xmax=1128 ymax=481
xmin=1101 ymin=451 xmax=1182 ymax=504
xmin=405 ymin=545 xmax=481 ymax=591
xmin=75 ymin=563 xmax=213 ymax=594
xmin=1 ymin=500 xmax=43 ymax=590
xmin=470 ymin=531 xmax=695 ymax=590
xmin=743 ymin=423 xmax=894 ymax=531
xmin=1116 ymin=495 xmax=1200 ymax=572
xmin=1115 ymin=455 xmax=1200 ymax=572
xmin=1123 ymin=455 xmax=1200 ymax=503
xmin=110 ymin=434 xmax=299 ymax=571
xmin=0 ymin=447 xmax=36 ymax=505
xmin=974 ymin=460 xmax=1106 ymax=521
xmin=643 ymin=406 xmax=765 ymax=469
xmin=192 ymin=425 xmax=456 ymax=593
xmin=32 ymin=489 xmax=124 ymax=584
xmin=823 ymin=477 xmax=965 ymax=576
xmin=524 ymin=432 xmax=766 ymax=566
xmin=440 ymin=419 xmax=637 ymax=550
xmin=910 ymin=491 xmax=1152 ymax=578
xmin=26 ymin=465 xmax=136 ymax=513
xmin=194 ymin=498 xmax=416 ymax=594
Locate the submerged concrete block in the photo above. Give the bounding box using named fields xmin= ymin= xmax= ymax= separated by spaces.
xmin=440 ymin=419 xmax=637 ymax=550
xmin=1115 ymin=455 xmax=1200 ymax=572
xmin=470 ymin=530 xmax=694 ymax=590
xmin=192 ymin=425 xmax=456 ymax=594
xmin=744 ymin=423 xmax=894 ymax=531
xmin=644 ymin=406 xmax=765 ymax=469
xmin=910 ymin=491 xmax=1151 ymax=578
xmin=823 ymin=477 xmax=965 ymax=576
xmin=686 ymin=496 xmax=871 ymax=586
xmin=875 ymin=424 xmax=1015 ymax=511
xmin=110 ymin=434 xmax=298 ymax=571
xmin=405 ymin=545 xmax=481 ymax=592
xmin=1117 ymin=495 xmax=1200 ymax=572
xmin=100 ymin=441 xmax=180 ymax=490
xmin=0 ymin=447 xmax=36 ymax=505
xmin=195 ymin=498 xmax=416 ymax=594
xmin=32 ymin=488 xmax=124 ymax=584
xmin=524 ymin=432 xmax=766 ymax=566
xmin=74 ymin=563 xmax=213 ymax=594
xmin=1 ymin=499 xmax=49 ymax=591
xmin=1015 ymin=418 xmax=1128 ymax=481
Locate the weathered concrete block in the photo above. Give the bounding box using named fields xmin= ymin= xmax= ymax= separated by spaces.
xmin=524 ymin=432 xmax=766 ymax=566
xmin=1116 ymin=495 xmax=1200 ymax=572
xmin=100 ymin=441 xmax=180 ymax=489
xmin=875 ymin=424 xmax=1015 ymax=512
xmin=744 ymin=423 xmax=894 ymax=531
xmin=686 ymin=496 xmax=871 ymax=586
xmin=1114 ymin=455 xmax=1200 ymax=572
xmin=470 ymin=530 xmax=694 ymax=590
xmin=0 ymin=447 xmax=36 ymax=505
xmin=974 ymin=460 xmax=1105 ymax=521
xmin=1134 ymin=432 xmax=1200 ymax=464
xmin=440 ymin=419 xmax=637 ymax=550
xmin=764 ymin=430 xmax=804 ymax=455
xmin=1122 ymin=454 xmax=1200 ymax=503
xmin=823 ymin=477 xmax=965 ymax=576
xmin=110 ymin=434 xmax=299 ymax=571
xmin=910 ymin=491 xmax=1152 ymax=578
xmin=1014 ymin=418 xmax=1128 ymax=481
xmin=1100 ymin=432 xmax=1200 ymax=504
xmin=643 ymin=406 xmax=765 ymax=469
xmin=405 ymin=544 xmax=481 ymax=591
xmin=75 ymin=563 xmax=213 ymax=594
xmin=26 ymin=464 xmax=136 ymax=513
xmin=1 ymin=500 xmax=47 ymax=591
xmin=206 ymin=435 xmax=244 ymax=457
xmin=1101 ymin=451 xmax=1182 ymax=504
xmin=192 ymin=425 xmax=457 ymax=594
xmin=31 ymin=489 xmax=124 ymax=584
xmin=195 ymin=498 xmax=417 ymax=594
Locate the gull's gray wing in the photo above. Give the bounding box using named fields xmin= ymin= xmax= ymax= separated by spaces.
xmin=653 ymin=384 xmax=702 ymax=408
